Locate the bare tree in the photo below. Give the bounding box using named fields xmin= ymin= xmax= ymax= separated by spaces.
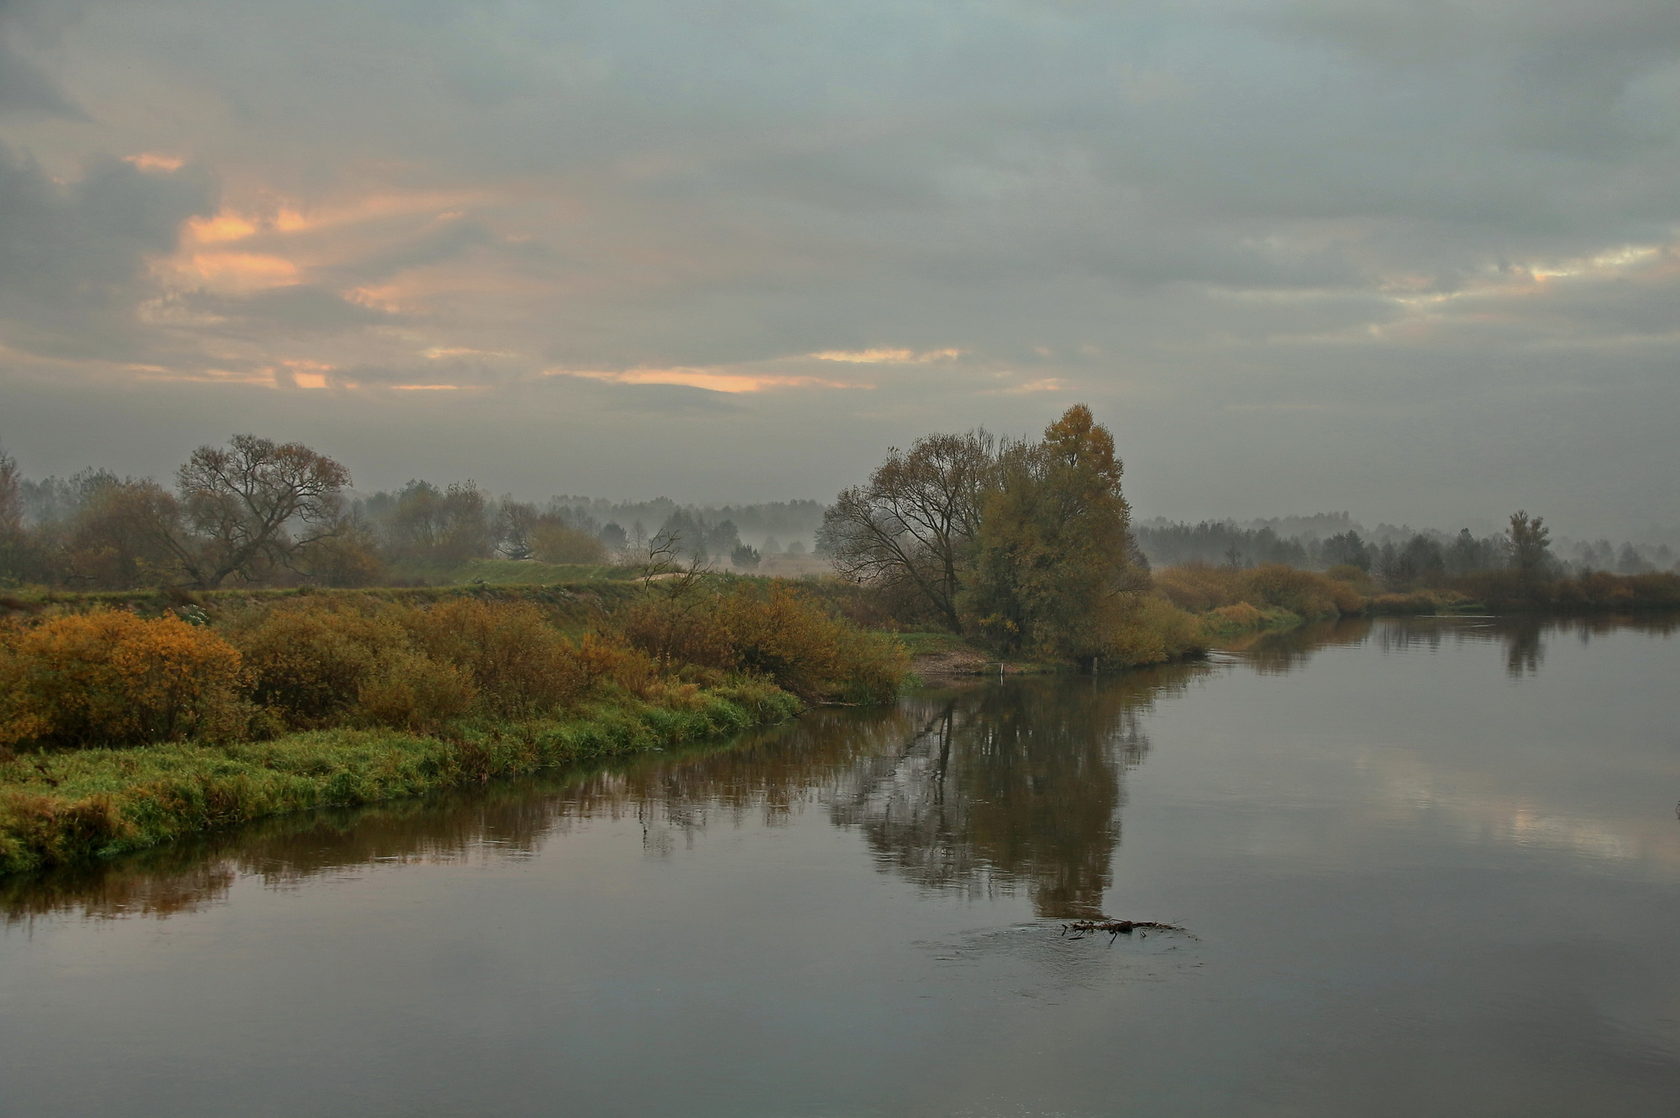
xmin=818 ymin=431 xmax=995 ymax=632
xmin=168 ymin=434 xmax=351 ymax=587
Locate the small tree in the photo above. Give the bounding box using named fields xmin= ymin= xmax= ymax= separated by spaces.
xmin=1506 ymin=510 xmax=1552 ymax=578
xmin=0 ymin=444 xmax=32 ymax=583
xmin=1320 ymin=530 xmax=1371 ymax=572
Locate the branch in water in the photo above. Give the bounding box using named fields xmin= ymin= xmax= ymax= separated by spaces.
xmin=1060 ymin=919 xmax=1187 ymax=942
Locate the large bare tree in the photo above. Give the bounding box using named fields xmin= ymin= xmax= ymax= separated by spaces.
xmin=167 ymin=434 xmax=351 ymax=588
xmin=818 ymin=431 xmax=995 ymax=632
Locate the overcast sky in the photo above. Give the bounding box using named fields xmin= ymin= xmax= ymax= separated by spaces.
xmin=2 ymin=0 xmax=1677 ymax=539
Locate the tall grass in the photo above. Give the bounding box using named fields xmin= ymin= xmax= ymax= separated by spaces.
xmin=0 ymin=680 xmax=801 ymax=875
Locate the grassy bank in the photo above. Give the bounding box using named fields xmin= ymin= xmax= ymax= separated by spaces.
xmin=0 ymin=577 xmax=907 ymax=875
xmin=0 ymin=681 xmax=800 ymax=876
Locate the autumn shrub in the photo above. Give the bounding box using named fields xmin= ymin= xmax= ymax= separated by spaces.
xmin=1102 ymin=595 xmax=1203 ymax=667
xmin=1200 ymin=601 xmax=1266 ymax=637
xmin=1453 ymin=569 xmax=1549 ymax=612
xmin=227 ymin=601 xmax=415 ymax=728
xmin=0 ymin=623 xmax=43 ymax=750
xmin=1324 ymin=564 xmax=1377 ymax=595
xmin=574 ymin=630 xmax=662 ymax=699
xmin=723 ymin=583 xmax=909 ymax=702
xmin=1240 ymin=564 xmax=1347 ymax=620
xmin=1152 ymin=563 xmax=1249 ymax=613
xmin=356 ymin=647 xmax=478 ymax=732
xmin=403 ymin=599 xmax=587 ymax=718
xmin=622 ymin=583 xmax=907 ymax=702
xmin=0 ymin=609 xmax=248 ymax=749
xmin=1550 ymin=571 xmax=1680 ymax=611
xmin=619 ymin=591 xmax=736 ymax=676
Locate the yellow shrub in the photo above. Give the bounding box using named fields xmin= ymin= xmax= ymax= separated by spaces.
xmin=621 ymin=583 xmax=907 ymax=702
xmin=1203 ymin=601 xmax=1265 ymax=633
xmin=1153 ymin=563 xmax=1249 ymax=613
xmin=228 ymin=601 xmax=413 ymax=728
xmin=2 ymin=609 xmax=248 ymax=747
xmin=1101 ymin=595 xmax=1202 ymax=666
xmin=620 ymin=592 xmax=736 ymax=672
xmin=1238 ymin=564 xmax=1359 ymax=620
xmin=357 ymin=647 xmax=478 ymax=732
xmin=575 ymin=630 xmax=661 ymax=698
xmin=404 ymin=599 xmax=586 ymax=717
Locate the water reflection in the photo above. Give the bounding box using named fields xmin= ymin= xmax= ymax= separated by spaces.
xmin=832 ymin=673 xmax=1184 ymax=918
xmin=1373 ymin=613 xmax=1680 ymax=679
xmin=1222 ymin=617 xmax=1370 ymax=674
xmin=7 ymin=614 xmax=1674 ymax=924
xmin=3 ymin=668 xmax=1200 ymax=923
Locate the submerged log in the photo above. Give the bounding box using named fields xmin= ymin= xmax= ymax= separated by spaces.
xmin=1060 ymin=918 xmax=1186 ymax=942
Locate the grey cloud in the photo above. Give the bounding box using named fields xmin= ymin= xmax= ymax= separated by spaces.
xmin=0 ymin=42 xmax=86 ymax=118
xmin=327 ymin=219 xmax=498 ymax=286
xmin=0 ymin=143 xmax=215 ymax=359
xmin=183 ymin=284 xmax=402 ymax=337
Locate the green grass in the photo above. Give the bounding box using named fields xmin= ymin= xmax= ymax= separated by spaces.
xmin=0 ymin=680 xmax=802 ymax=877
xmin=398 ymin=558 xmax=641 ymax=585
xmin=891 ymin=631 xmax=973 ymax=656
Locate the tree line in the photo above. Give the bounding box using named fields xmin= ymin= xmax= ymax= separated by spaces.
xmin=0 ymin=437 xmax=817 ymax=591
xmin=1135 ymin=515 xmax=1676 ymax=589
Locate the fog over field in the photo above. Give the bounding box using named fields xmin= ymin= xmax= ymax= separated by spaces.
xmin=2 ymin=1 xmax=1677 ymax=540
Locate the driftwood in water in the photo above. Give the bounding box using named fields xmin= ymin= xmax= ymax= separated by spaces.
xmin=1061 ymin=919 xmax=1186 ymax=942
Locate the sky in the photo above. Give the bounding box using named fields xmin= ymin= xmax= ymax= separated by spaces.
xmin=1 ymin=0 xmax=1677 ymax=540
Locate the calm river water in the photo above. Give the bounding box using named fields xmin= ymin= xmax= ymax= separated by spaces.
xmin=3 ymin=617 xmax=1678 ymax=1117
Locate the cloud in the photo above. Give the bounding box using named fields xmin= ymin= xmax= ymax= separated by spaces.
xmin=0 ymin=141 xmax=215 ymax=360
xmin=548 ymin=364 xmax=870 ymax=395
xmin=1 ymin=0 xmax=1677 ymax=537
xmin=0 ymin=41 xmax=86 ymax=118
xmin=810 ymin=347 xmax=963 ymax=365
xmin=182 ymin=284 xmax=403 ymax=336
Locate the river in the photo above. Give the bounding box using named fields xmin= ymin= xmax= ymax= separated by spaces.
xmin=3 ymin=616 xmax=1678 ymax=1116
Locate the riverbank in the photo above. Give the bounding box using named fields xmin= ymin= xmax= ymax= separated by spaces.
xmin=0 ymin=579 xmax=909 ymax=876
xmin=0 ymin=680 xmax=802 ymax=876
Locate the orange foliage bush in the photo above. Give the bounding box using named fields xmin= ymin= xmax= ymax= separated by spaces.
xmin=574 ymin=630 xmax=661 ymax=699
xmin=1101 ymin=595 xmax=1202 ymax=666
xmin=622 ymin=582 xmax=906 ymax=702
xmin=228 ymin=601 xmax=415 ymax=727
xmin=1154 ymin=562 xmax=1359 ymax=620
xmin=0 ymin=610 xmax=247 ymax=748
xmin=1239 ymin=564 xmax=1348 ymax=619
xmin=403 ymin=599 xmax=586 ymax=718
xmin=355 ymin=646 xmax=477 ymax=732
xmin=1152 ymin=562 xmax=1248 ymax=613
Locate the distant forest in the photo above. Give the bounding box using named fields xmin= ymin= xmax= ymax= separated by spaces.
xmin=1 ymin=437 xmax=1674 ymax=593
xmin=1132 ymin=513 xmax=1677 ymax=582
xmin=0 ymin=437 xmax=826 ymax=590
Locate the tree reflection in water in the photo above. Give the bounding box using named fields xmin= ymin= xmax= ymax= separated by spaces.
xmin=830 ymin=674 xmax=1183 ymax=919
xmin=3 ymin=674 xmax=1196 ymax=924
xmin=1371 ymin=613 xmax=1678 ymax=679
xmin=15 ymin=614 xmax=1671 ymax=923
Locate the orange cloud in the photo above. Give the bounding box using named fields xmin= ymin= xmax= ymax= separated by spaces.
xmin=809 ymin=346 xmax=964 ymax=364
xmin=123 ymin=153 xmax=185 ymax=173
xmin=552 ymin=366 xmax=868 ymax=394
xmin=185 ymin=252 xmax=300 ymax=290
xmin=423 ymin=345 xmax=517 ymax=360
xmin=995 ymin=377 xmax=1068 ymax=395
xmin=187 ymin=213 xmax=261 ymax=244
